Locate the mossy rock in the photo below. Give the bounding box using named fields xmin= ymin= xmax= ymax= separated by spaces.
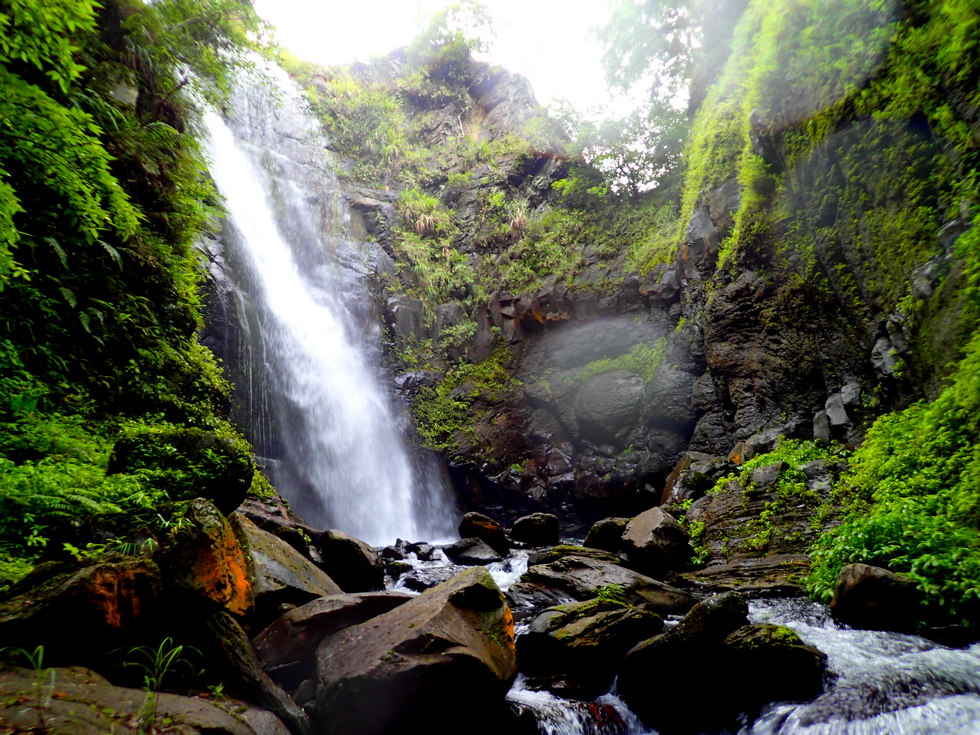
xmin=108 ymin=428 xmax=254 ymax=513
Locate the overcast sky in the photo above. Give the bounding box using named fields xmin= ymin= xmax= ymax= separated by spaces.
xmin=252 ymin=0 xmax=620 ymax=114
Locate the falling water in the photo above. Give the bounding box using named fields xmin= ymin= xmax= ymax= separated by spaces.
xmin=202 ymin=64 xmax=456 ymax=545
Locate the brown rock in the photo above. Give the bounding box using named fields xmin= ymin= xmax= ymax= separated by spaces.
xmin=621 ymin=507 xmax=693 ymax=575
xmin=253 ymin=592 xmax=412 ymax=689
xmin=830 ymin=563 xmax=925 ymax=632
xmin=314 ymin=567 xmax=516 ymax=735
xmin=459 ymin=511 xmax=509 ymax=554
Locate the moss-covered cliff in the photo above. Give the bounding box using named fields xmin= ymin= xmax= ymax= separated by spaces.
xmin=299 ymin=0 xmax=979 ymax=623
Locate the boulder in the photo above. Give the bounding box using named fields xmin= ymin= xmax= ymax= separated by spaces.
xmin=527 ymin=545 xmax=621 ymax=567
xmin=513 ymin=556 xmax=695 ymax=618
xmin=163 ymin=499 xmax=252 ymax=617
xmin=583 ymin=518 xmax=628 ymax=553
xmin=518 ymin=596 xmax=663 ymax=699
xmin=621 ymin=507 xmax=693 ymax=576
xmin=458 ymin=511 xmax=509 ymax=554
xmin=314 ymin=568 xmax=517 ymax=735
xmin=316 ymin=529 xmax=385 ymax=592
xmin=108 ymin=429 xmax=253 ymax=514
xmin=574 ymin=370 xmax=645 ymax=444
xmin=442 ymin=537 xmax=502 ymax=565
xmin=232 ymin=516 xmax=342 ymax=624
xmin=0 ymin=664 xmax=290 ymax=735
xmin=830 ymin=563 xmax=924 ymax=632
xmin=252 ymin=592 xmax=412 ymax=689
xmin=510 ymin=513 xmax=559 ymax=546
xmin=0 ymin=558 xmax=160 ymax=664
xmin=748 ymin=461 xmax=788 ymax=490
xmin=722 ymin=624 xmax=827 ymax=709
xmin=397 ymin=566 xmax=461 ymax=593
xmin=618 ymin=592 xmax=750 ymax=730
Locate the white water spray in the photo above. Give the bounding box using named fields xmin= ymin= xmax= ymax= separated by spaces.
xmin=202 ymin=66 xmax=455 ymax=545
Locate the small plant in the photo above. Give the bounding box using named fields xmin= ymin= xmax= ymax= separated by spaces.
xmin=123 ymin=638 xmax=200 ymax=732
xmin=1 ymin=645 xmax=54 ymax=731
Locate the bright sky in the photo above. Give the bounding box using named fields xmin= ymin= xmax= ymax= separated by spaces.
xmin=253 ymin=0 xmax=621 ymax=114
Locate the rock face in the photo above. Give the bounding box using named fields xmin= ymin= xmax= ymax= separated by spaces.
xmin=620 ymin=507 xmax=693 ymax=576
xmin=830 ymin=563 xmax=925 ymax=632
xmin=314 ymin=568 xmax=517 ymax=735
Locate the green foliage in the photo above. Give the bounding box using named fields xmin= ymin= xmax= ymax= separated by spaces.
xmin=808 ymin=332 xmax=980 ymax=622
xmin=0 ymin=0 xmax=268 ymax=589
xmin=413 ymin=346 xmax=513 ymax=454
xmin=124 ymin=637 xmax=201 ymax=732
xmin=577 ymin=339 xmax=667 ymax=383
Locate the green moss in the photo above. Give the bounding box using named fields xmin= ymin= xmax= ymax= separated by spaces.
xmin=576 ymin=338 xmax=666 ymax=383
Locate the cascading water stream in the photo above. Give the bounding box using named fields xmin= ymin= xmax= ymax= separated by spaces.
xmin=202 ymin=65 xmax=455 ymax=545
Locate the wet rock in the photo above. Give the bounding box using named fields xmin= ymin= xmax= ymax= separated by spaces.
xmin=316 ymin=529 xmax=385 ymax=593
xmin=108 ymin=429 xmax=253 ymax=514
xmin=164 ymin=499 xmax=253 ymax=617
xmin=514 ymin=556 xmax=695 ymax=617
xmin=621 ymin=507 xmax=693 ymax=576
xmin=398 ymin=565 xmax=461 ymax=592
xmin=232 ymin=515 xmax=342 ymax=625
xmin=830 ymin=563 xmax=925 ymax=633
xmin=459 ymin=511 xmax=510 ymax=554
xmin=387 ymin=294 xmax=426 ymax=343
xmin=443 ymin=537 xmax=502 ymax=565
xmin=314 ymin=568 xmax=516 ymax=735
xmin=575 ymin=370 xmax=645 ymax=444
xmin=510 ymin=513 xmax=559 ymax=546
xmin=825 ymin=392 xmax=852 ymax=427
xmin=526 ymin=545 xmax=621 ymax=567
xmin=0 ymin=558 xmax=161 ymax=663
xmin=748 ymin=461 xmax=788 ymax=490
xmin=722 ymin=623 xmax=827 ymax=709
xmin=518 ymin=597 xmax=663 ymax=699
xmin=813 ymin=409 xmax=832 ymax=442
xmin=618 ymin=592 xmax=749 ymax=730
xmin=0 ymin=664 xmax=290 ymax=735
xmin=583 ymin=517 xmax=628 ymax=553
xmin=252 ymin=592 xmax=412 ymax=689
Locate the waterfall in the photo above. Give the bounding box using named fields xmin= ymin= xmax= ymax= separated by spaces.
xmin=201 ymin=64 xmax=456 ymax=546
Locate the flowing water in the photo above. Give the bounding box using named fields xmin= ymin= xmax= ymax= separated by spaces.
xmin=202 ymin=64 xmax=455 ymax=545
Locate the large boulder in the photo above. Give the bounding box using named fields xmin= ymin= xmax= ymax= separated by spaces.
xmin=162 ymin=499 xmax=252 ymax=617
xmin=0 ymin=558 xmax=161 ymax=665
xmin=315 ymin=529 xmax=385 ymax=592
xmin=621 ymin=507 xmax=693 ymax=576
xmin=830 ymin=563 xmax=925 ymax=632
xmin=232 ymin=516 xmax=342 ymax=625
xmin=510 ymin=513 xmax=559 ymax=546
xmin=314 ymin=567 xmax=517 ymax=735
xmin=510 ymin=556 xmax=695 ymax=619
xmin=252 ymin=592 xmax=412 ymax=690
xmin=574 ymin=370 xmax=645 ymax=444
xmin=527 ymin=545 xmax=621 ymax=567
xmin=0 ymin=664 xmax=290 ymax=735
xmin=517 ymin=596 xmax=663 ymax=699
xmin=108 ymin=428 xmax=253 ymax=514
xmin=619 ymin=592 xmax=825 ymax=730
xmin=458 ymin=511 xmax=510 ymax=554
